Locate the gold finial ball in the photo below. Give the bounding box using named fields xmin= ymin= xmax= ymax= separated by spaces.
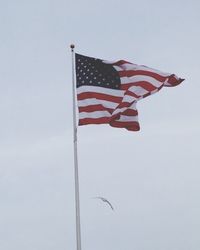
xmin=70 ymin=44 xmax=75 ymax=49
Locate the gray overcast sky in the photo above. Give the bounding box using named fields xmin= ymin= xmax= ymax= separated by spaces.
xmin=0 ymin=0 xmax=200 ymax=249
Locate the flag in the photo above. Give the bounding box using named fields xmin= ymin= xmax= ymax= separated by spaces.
xmin=75 ymin=53 xmax=184 ymax=131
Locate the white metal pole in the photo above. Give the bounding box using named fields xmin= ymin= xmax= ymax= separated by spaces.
xmin=70 ymin=44 xmax=82 ymax=250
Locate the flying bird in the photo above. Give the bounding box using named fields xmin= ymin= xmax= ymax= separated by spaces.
xmin=93 ymin=196 xmax=114 ymax=211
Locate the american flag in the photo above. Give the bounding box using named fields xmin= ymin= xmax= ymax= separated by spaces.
xmin=75 ymin=53 xmax=184 ymax=131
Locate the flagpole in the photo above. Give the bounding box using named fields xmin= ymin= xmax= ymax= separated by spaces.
xmin=70 ymin=44 xmax=82 ymax=250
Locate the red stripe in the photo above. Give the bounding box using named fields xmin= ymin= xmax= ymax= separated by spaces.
xmin=110 ymin=120 xmax=140 ymax=131
xmin=122 ymin=109 xmax=138 ymax=116
xmin=79 ymin=106 xmax=138 ymax=118
xmin=121 ymin=81 xmax=159 ymax=92
xmin=79 ymin=105 xmax=113 ymax=113
xmin=77 ymin=92 xmax=122 ymax=103
xmin=79 ymin=117 xmax=110 ymax=125
xmin=114 ymin=60 xmax=132 ymax=66
xmin=119 ymin=70 xmax=166 ymax=82
xmin=125 ymin=90 xmax=139 ymax=98
xmin=79 ymin=117 xmax=140 ymax=131
xmin=117 ymin=102 xmax=134 ymax=108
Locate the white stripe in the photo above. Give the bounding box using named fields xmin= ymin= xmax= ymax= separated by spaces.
xmin=112 ymin=107 xmax=126 ymax=115
xmin=114 ymin=63 xmax=171 ymax=77
xmin=77 ymin=85 xmax=124 ymax=97
xmin=128 ymin=86 xmax=149 ymax=96
xmin=112 ymin=101 xmax=137 ymax=116
xmin=78 ymin=98 xmax=118 ymax=109
xmin=103 ymin=60 xmax=118 ymax=64
xmin=163 ymin=77 xmax=171 ymax=86
xmin=164 ymin=82 xmax=173 ymax=87
xmin=122 ymin=94 xmax=137 ymax=103
xmin=79 ymin=110 xmax=111 ymax=119
xmin=117 ymin=115 xmax=138 ymax=122
xmin=113 ymin=65 xmax=123 ymax=71
xmin=135 ymin=65 xmax=170 ymax=77
xmin=120 ymin=75 xmax=163 ymax=88
xmin=113 ymin=63 xmax=137 ymax=71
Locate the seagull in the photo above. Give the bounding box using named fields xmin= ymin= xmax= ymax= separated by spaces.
xmin=93 ymin=196 xmax=114 ymax=211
